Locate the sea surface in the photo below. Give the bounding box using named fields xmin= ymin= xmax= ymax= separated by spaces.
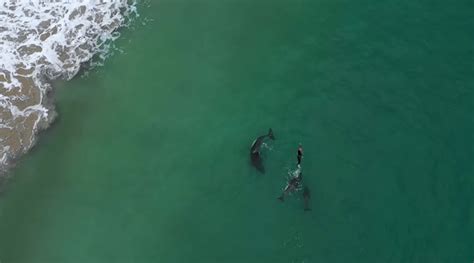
xmin=0 ymin=0 xmax=136 ymax=171
xmin=0 ymin=0 xmax=473 ymax=262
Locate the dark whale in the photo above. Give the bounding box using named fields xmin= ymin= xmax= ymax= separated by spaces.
xmin=303 ymin=186 xmax=311 ymax=211
xmin=250 ymin=128 xmax=274 ymax=173
xmin=278 ymin=169 xmax=302 ymax=201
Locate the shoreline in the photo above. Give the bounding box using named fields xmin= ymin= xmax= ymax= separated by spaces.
xmin=0 ymin=1 xmax=138 ymax=187
xmin=0 ymin=80 xmax=57 ymax=192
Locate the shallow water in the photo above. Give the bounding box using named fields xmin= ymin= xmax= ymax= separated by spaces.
xmin=0 ymin=1 xmax=135 ymax=167
xmin=0 ymin=0 xmax=473 ymax=262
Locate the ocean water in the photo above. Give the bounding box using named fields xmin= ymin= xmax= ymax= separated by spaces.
xmin=0 ymin=0 xmax=136 ymax=171
xmin=0 ymin=0 xmax=473 ymax=262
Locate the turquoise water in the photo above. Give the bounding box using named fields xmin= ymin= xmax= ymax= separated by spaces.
xmin=1 ymin=0 xmax=473 ymax=262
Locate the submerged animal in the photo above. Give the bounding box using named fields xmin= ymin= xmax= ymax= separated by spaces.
xmin=303 ymin=186 xmax=311 ymax=211
xmin=250 ymin=128 xmax=275 ymax=173
xmin=277 ymin=170 xmax=302 ymax=201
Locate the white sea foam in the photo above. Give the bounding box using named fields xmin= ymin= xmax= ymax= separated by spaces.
xmin=0 ymin=0 xmax=137 ymax=172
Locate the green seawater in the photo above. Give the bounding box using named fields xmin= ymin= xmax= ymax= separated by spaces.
xmin=1 ymin=0 xmax=473 ymax=262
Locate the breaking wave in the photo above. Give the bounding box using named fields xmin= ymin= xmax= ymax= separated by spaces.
xmin=0 ymin=0 xmax=137 ymax=172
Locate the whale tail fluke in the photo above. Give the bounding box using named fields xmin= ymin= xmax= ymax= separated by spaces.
xmin=268 ymin=128 xmax=275 ymax=140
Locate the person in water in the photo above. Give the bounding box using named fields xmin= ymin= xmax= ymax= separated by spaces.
xmin=297 ymin=143 xmax=303 ymax=166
